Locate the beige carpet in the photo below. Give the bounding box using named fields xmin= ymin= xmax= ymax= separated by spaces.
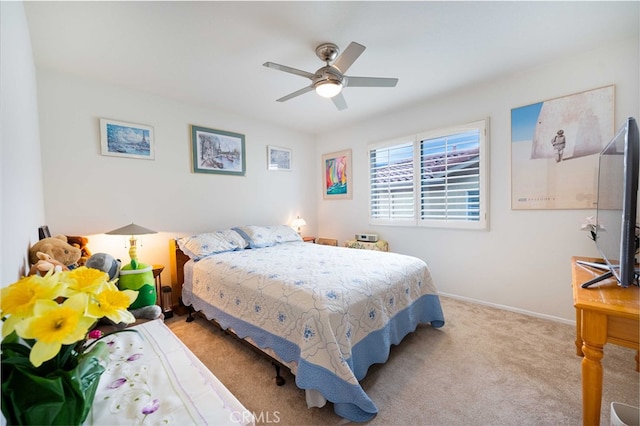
xmin=165 ymin=297 xmax=639 ymax=425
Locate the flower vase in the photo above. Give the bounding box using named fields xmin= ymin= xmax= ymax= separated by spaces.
xmin=1 ymin=340 xmax=109 ymax=426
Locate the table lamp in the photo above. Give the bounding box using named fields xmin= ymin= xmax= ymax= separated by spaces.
xmin=105 ymin=222 xmax=157 ymax=270
xmin=291 ymin=216 xmax=307 ymax=235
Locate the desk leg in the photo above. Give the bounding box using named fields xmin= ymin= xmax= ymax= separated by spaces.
xmin=581 ymin=310 xmax=606 ymax=426
xmin=575 ymin=308 xmax=584 ymax=357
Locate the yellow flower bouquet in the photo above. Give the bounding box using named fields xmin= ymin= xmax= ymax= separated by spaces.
xmin=1 ymin=267 xmax=138 ymax=425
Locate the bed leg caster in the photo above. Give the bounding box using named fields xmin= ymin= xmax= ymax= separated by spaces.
xmin=186 ymin=306 xmax=195 ymax=323
xmin=273 ymin=363 xmax=286 ymax=386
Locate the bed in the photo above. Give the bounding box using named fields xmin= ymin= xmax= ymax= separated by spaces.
xmin=170 ymin=225 xmax=445 ymax=422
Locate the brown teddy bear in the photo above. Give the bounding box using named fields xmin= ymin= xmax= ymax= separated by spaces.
xmin=29 ymin=235 xmax=82 ymax=270
xmin=66 ymin=235 xmax=92 ymax=266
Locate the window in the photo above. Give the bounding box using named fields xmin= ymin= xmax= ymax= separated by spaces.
xmin=369 ymin=138 xmax=415 ymax=224
xmin=369 ymin=119 xmax=488 ymax=230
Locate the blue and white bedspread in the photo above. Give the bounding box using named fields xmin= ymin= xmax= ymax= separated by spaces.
xmin=182 ymin=242 xmax=445 ymax=422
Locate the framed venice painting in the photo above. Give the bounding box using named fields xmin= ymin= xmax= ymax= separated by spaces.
xmin=191 ymin=125 xmax=246 ymax=176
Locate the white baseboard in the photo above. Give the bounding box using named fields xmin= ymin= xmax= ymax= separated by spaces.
xmin=438 ymin=292 xmax=575 ymax=326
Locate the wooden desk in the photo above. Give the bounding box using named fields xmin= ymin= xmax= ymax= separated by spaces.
xmin=571 ymin=256 xmax=639 ymax=426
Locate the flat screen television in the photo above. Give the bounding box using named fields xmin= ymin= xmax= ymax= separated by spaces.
xmin=581 ymin=116 xmax=639 ymax=288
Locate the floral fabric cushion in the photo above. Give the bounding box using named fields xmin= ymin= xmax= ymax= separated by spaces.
xmin=89 ymin=319 xmax=254 ymax=424
xmin=232 ymin=225 xmax=302 ymax=248
xmin=177 ymin=229 xmax=247 ymax=260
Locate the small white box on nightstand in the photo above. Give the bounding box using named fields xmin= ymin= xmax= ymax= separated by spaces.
xmin=355 ymin=233 xmax=378 ymax=242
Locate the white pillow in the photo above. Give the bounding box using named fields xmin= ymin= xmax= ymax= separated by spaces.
xmin=218 ymin=228 xmax=249 ymax=249
xmin=233 ymin=225 xmax=302 ymax=248
xmin=177 ymin=229 xmax=247 ymax=260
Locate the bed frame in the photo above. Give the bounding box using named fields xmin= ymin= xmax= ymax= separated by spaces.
xmin=168 ymin=239 xmax=287 ymax=385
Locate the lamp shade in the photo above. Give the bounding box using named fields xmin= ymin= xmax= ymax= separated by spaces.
xmin=292 ymin=216 xmax=307 ymax=235
xmin=105 ymin=223 xmax=157 ymax=269
xmin=291 ymin=217 xmax=307 ymax=229
xmin=105 ymin=223 xmax=157 ymax=236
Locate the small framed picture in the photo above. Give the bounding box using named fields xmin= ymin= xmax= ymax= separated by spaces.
xmin=267 ymin=145 xmax=292 ymax=171
xmin=100 ymin=118 xmax=154 ymax=160
xmin=322 ymin=149 xmax=352 ymax=200
xmin=191 ymin=125 xmax=246 ymax=176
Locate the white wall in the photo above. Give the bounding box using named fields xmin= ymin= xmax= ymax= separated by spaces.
xmin=316 ymin=38 xmax=640 ymax=322
xmin=0 ymin=2 xmax=46 ymax=286
xmin=36 ymin=70 xmax=316 ymax=284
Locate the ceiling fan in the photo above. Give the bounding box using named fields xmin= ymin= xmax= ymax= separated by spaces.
xmin=263 ymin=41 xmax=398 ymax=111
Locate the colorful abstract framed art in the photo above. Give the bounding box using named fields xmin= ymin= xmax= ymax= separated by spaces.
xmin=322 ymin=149 xmax=352 ymax=200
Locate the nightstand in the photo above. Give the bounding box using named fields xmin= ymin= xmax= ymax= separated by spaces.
xmin=152 ymin=264 xmax=173 ymax=318
xmin=152 ymin=264 xmax=164 ymax=305
xmin=344 ymin=239 xmax=389 ymax=252
xmin=303 ymin=236 xmax=316 ymax=243
xmin=317 ymin=238 xmax=338 ymax=246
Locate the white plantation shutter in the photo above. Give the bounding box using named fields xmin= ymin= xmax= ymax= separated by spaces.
xmin=420 ymin=129 xmax=481 ymax=222
xmin=368 ymin=119 xmax=487 ymax=230
xmin=369 ymin=141 xmax=415 ymax=223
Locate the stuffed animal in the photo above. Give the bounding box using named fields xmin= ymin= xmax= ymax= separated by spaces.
xmin=118 ymin=262 xmax=162 ymax=319
xmin=29 ymin=235 xmax=82 ymax=270
xmin=66 ymin=235 xmax=92 ymax=266
xmin=28 ymin=252 xmax=69 ymax=276
xmin=85 ymin=254 xmax=161 ymax=322
xmin=85 ymin=253 xmax=121 ymax=281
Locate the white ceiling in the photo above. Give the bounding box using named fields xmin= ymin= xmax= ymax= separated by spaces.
xmin=24 ymin=1 xmax=639 ymax=136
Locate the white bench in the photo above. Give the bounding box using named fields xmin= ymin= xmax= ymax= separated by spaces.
xmin=86 ymin=319 xmax=255 ymax=425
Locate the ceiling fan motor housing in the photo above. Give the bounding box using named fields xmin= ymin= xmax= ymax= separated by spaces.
xmin=313 ymin=65 xmax=344 ymax=88
xmin=315 ymin=43 xmax=339 ymax=63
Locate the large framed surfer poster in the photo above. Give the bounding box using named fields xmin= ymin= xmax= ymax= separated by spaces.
xmin=510 ymin=85 xmax=614 ymax=210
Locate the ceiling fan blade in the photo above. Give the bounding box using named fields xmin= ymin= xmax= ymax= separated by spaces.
xmin=276 ymin=85 xmax=314 ymax=102
xmin=332 ymin=92 xmax=348 ymax=111
xmin=263 ymin=62 xmax=315 ymax=80
xmin=332 ymin=42 xmax=365 ymax=73
xmin=345 ymin=76 xmax=398 ymax=88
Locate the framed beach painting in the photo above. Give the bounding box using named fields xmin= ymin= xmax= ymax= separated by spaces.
xmin=100 ymin=118 xmax=154 ymax=160
xmin=267 ymin=145 xmax=292 ymax=171
xmin=322 ymin=149 xmax=352 ymax=200
xmin=510 ymin=85 xmax=614 ymax=210
xmin=191 ymin=125 xmax=246 ymax=176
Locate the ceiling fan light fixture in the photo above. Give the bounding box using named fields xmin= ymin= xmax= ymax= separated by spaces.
xmin=315 ymin=81 xmax=342 ymax=98
xmin=265 ymin=41 xmax=398 ymax=110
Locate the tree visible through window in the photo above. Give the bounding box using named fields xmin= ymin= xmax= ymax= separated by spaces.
xmin=369 ymin=119 xmax=488 ymax=229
